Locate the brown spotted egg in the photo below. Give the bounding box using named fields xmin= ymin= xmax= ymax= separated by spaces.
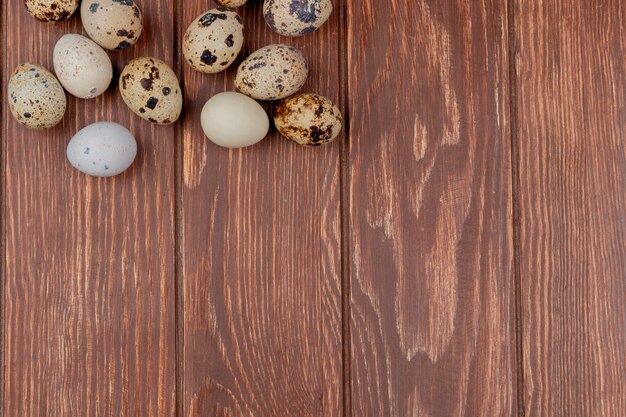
xmin=274 ymin=93 xmax=342 ymax=146
xmin=120 ymin=57 xmax=182 ymax=125
xmin=263 ymin=0 xmax=333 ymax=37
xmin=8 ymin=63 xmax=66 ymax=129
xmin=81 ymin=0 xmax=143 ymax=51
xmin=235 ymin=44 xmax=308 ymax=101
xmin=24 ymin=0 xmax=79 ymax=22
xmin=214 ymin=0 xmax=248 ymax=7
xmin=183 ymin=8 xmax=244 ymax=74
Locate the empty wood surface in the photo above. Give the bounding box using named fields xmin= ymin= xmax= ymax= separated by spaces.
xmin=1 ymin=1 xmax=624 ymax=417
xmin=346 ymin=0 xmax=517 ymax=416
xmin=515 ymin=0 xmax=626 ymax=415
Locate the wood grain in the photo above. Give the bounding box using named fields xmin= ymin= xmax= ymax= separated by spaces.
xmin=346 ymin=0 xmax=517 ymax=415
xmin=2 ymin=1 xmax=177 ymax=416
xmin=515 ymin=1 xmax=626 ymax=415
xmin=179 ymin=1 xmax=343 ymax=416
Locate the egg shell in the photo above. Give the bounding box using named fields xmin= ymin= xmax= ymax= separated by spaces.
xmin=81 ymin=0 xmax=143 ymax=51
xmin=53 ymin=34 xmax=113 ymax=99
xmin=183 ymin=8 xmax=244 ymax=74
xmin=263 ymin=0 xmax=333 ymax=37
xmin=24 ymin=0 xmax=79 ymax=22
xmin=235 ymin=44 xmax=308 ymax=100
xmin=120 ymin=57 xmax=183 ymax=125
xmin=201 ymin=92 xmax=269 ymax=148
xmin=8 ymin=63 xmax=67 ymax=129
xmin=67 ymin=122 xmax=137 ymax=177
xmin=274 ymin=93 xmax=342 ymax=146
xmin=215 ymin=0 xmax=248 ymax=7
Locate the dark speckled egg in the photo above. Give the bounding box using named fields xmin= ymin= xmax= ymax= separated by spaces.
xmin=183 ymin=8 xmax=244 ymax=74
xmin=119 ymin=57 xmax=183 ymax=125
xmin=263 ymin=0 xmax=333 ymax=37
xmin=81 ymin=0 xmax=143 ymax=51
xmin=274 ymin=93 xmax=342 ymax=146
xmin=235 ymin=44 xmax=308 ymax=100
xmin=24 ymin=0 xmax=79 ymax=22
xmin=8 ymin=63 xmax=66 ymax=129
xmin=214 ymin=0 xmax=248 ymax=7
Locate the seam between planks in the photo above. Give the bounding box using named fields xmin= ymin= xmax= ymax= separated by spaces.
xmin=506 ymin=0 xmax=525 ymax=416
xmin=173 ymin=0 xmax=184 ymax=414
xmin=339 ymin=0 xmax=352 ymax=417
xmin=1 ymin=0 xmax=7 ymax=413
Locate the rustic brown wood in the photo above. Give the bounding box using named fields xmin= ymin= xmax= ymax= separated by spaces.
xmin=2 ymin=1 xmax=177 ymax=416
xmin=179 ymin=1 xmax=343 ymax=417
xmin=515 ymin=1 xmax=626 ymax=415
xmin=346 ymin=1 xmax=517 ymax=415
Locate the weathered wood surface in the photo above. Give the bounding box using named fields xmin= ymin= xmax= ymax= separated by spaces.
xmin=1 ymin=0 xmax=625 ymax=416
xmin=346 ymin=0 xmax=517 ymax=416
xmin=515 ymin=1 xmax=626 ymax=416
xmin=179 ymin=1 xmax=343 ymax=416
xmin=2 ymin=1 xmax=178 ymax=415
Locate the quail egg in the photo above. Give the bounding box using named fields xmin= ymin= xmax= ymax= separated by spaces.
xmin=8 ymin=63 xmax=66 ymax=129
xmin=81 ymin=0 xmax=143 ymax=51
xmin=201 ymin=92 xmax=269 ymax=148
xmin=274 ymin=93 xmax=342 ymax=146
xmin=120 ymin=57 xmax=183 ymax=125
xmin=53 ymin=33 xmax=113 ymax=99
xmin=215 ymin=0 xmax=248 ymax=7
xmin=67 ymin=122 xmax=137 ymax=177
xmin=24 ymin=0 xmax=79 ymax=22
xmin=263 ymin=0 xmax=333 ymax=37
xmin=235 ymin=44 xmax=308 ymax=100
xmin=183 ymin=8 xmax=244 ymax=74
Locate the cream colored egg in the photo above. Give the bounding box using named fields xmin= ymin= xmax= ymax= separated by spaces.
xmin=24 ymin=0 xmax=79 ymax=22
xmin=183 ymin=8 xmax=244 ymax=74
xmin=8 ymin=63 xmax=66 ymax=129
xmin=120 ymin=57 xmax=182 ymax=125
xmin=215 ymin=0 xmax=248 ymax=7
xmin=81 ymin=0 xmax=143 ymax=51
xmin=235 ymin=44 xmax=308 ymax=100
xmin=274 ymin=93 xmax=342 ymax=146
xmin=53 ymin=34 xmax=113 ymax=99
xmin=201 ymin=92 xmax=269 ymax=148
xmin=263 ymin=0 xmax=332 ymax=37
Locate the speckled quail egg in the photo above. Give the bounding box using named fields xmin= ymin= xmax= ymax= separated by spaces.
xmin=215 ymin=0 xmax=248 ymax=7
xmin=235 ymin=44 xmax=308 ymax=100
xmin=274 ymin=93 xmax=342 ymax=146
xmin=24 ymin=0 xmax=79 ymax=22
xmin=201 ymin=92 xmax=269 ymax=148
xmin=183 ymin=8 xmax=244 ymax=74
xmin=8 ymin=63 xmax=66 ymax=129
xmin=120 ymin=57 xmax=182 ymax=125
xmin=81 ymin=0 xmax=143 ymax=51
xmin=263 ymin=0 xmax=333 ymax=37
xmin=67 ymin=122 xmax=137 ymax=177
xmin=53 ymin=33 xmax=113 ymax=99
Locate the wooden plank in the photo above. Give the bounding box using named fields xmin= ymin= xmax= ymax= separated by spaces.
xmin=180 ymin=1 xmax=343 ymax=416
xmin=2 ymin=1 xmax=177 ymax=416
xmin=346 ymin=1 xmax=517 ymax=415
xmin=515 ymin=1 xmax=626 ymax=415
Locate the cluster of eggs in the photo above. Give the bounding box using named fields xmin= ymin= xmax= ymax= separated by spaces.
xmin=8 ymin=0 xmax=342 ymax=177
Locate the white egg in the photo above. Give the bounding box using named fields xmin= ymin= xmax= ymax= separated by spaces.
xmin=201 ymin=92 xmax=269 ymax=149
xmin=53 ymin=34 xmax=113 ymax=99
xmin=67 ymin=122 xmax=137 ymax=177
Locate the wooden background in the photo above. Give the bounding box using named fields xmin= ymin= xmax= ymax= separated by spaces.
xmin=1 ymin=0 xmax=624 ymax=416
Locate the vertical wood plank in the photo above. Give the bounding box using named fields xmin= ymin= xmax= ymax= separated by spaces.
xmin=515 ymin=1 xmax=626 ymax=415
xmin=180 ymin=2 xmax=343 ymax=416
xmin=2 ymin=1 xmax=177 ymax=415
xmin=347 ymin=0 xmax=517 ymax=415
